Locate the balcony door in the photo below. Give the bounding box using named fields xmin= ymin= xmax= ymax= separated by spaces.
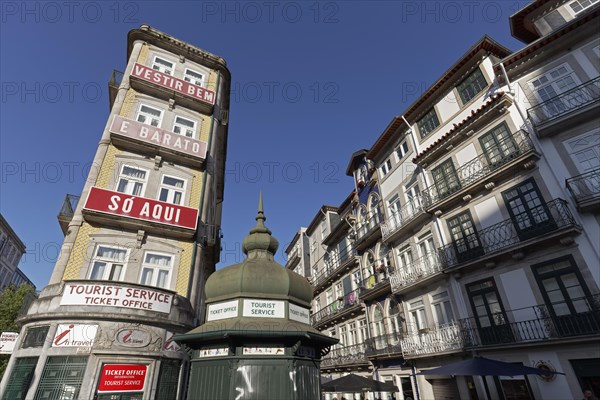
xmin=467 ymin=279 xmax=513 ymax=345
xmin=532 ymin=256 xmax=599 ymax=337
xmin=432 ymin=158 xmax=461 ymax=200
xmin=529 ymin=63 xmax=580 ymax=120
xmin=447 ymin=211 xmax=483 ymax=263
xmin=502 ymin=178 xmax=556 ymax=241
xmin=479 ymin=123 xmax=519 ymax=169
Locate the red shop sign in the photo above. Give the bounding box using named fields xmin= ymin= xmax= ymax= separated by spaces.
xmin=98 ymin=364 xmax=148 ymax=392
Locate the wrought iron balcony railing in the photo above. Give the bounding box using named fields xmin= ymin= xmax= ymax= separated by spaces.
xmin=527 ymin=77 xmax=600 ymax=127
xmin=356 ymin=211 xmax=383 ymax=243
xmin=381 ymin=196 xmax=427 ymax=241
xmin=459 ymin=294 xmax=600 ymax=348
xmin=311 ymin=288 xmax=361 ymax=326
xmin=57 ymin=194 xmax=81 ymax=235
xmin=390 ymin=251 xmax=444 ymax=293
xmin=439 ymin=198 xmax=578 ymax=268
xmin=311 ymin=248 xmax=357 ymax=289
xmin=400 ymin=321 xmax=464 ymax=358
xmin=422 ymin=129 xmax=535 ymax=208
xmin=198 ymin=222 xmax=221 ymax=247
xmin=365 ymin=332 xmax=403 ymax=357
xmin=321 ymin=343 xmax=368 ymax=368
xmin=566 ymin=168 xmax=600 ymax=211
xmin=108 ymin=69 xmax=125 ymax=110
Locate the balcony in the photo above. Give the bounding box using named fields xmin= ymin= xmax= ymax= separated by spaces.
xmin=321 ymin=343 xmax=369 ymax=369
xmin=286 ymin=247 xmax=301 ymax=269
xmin=566 ymin=168 xmax=600 ymax=212
xmin=312 ymin=248 xmax=358 ymax=293
xmin=354 ymin=213 xmax=383 ymax=251
xmin=390 ymin=252 xmax=444 ymax=294
xmin=109 ymin=115 xmax=208 ymax=168
xmin=129 ymin=63 xmax=215 ymax=115
xmin=312 ymin=288 xmax=362 ymax=328
xmin=82 ymin=187 xmax=199 ymax=239
xmin=359 ymin=266 xmax=392 ymax=301
xmin=400 ymin=322 xmax=464 ymax=358
xmin=459 ymin=294 xmax=600 ymax=348
xmin=381 ymin=196 xmax=429 ymax=243
xmin=422 ymin=130 xmax=538 ymax=213
xmin=108 ymin=69 xmax=124 ymax=110
xmin=57 ymin=194 xmax=80 ymax=236
xmin=439 ymin=198 xmax=580 ymax=269
xmin=365 ymin=333 xmax=403 ymax=358
xmin=528 ymin=77 xmax=600 ymax=137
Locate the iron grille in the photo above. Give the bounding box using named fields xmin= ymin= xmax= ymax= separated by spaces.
xmin=156 ymin=359 xmax=181 ymax=400
xmin=1 ymin=357 xmax=38 ymax=400
xmin=34 ymin=356 xmax=88 ymax=400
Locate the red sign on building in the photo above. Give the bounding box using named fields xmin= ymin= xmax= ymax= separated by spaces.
xmin=83 ymin=187 xmax=198 ymax=230
xmin=131 ymin=63 xmax=215 ymax=105
xmin=98 ymin=364 xmax=147 ymax=392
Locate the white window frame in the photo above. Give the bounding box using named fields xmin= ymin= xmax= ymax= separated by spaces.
xmin=568 ymin=0 xmax=599 ymax=14
xmin=88 ymin=245 xmax=128 ymax=282
xmin=395 ymin=140 xmax=410 ymax=161
xmin=139 ymin=251 xmax=174 ymax=289
xmin=172 ymin=115 xmax=198 ymax=138
xmin=152 ymin=56 xmax=175 ymax=75
xmin=116 ymin=164 xmax=148 ymax=197
xmin=183 ymin=68 xmax=205 ymax=87
xmin=409 ymin=299 xmax=428 ymax=333
xmin=380 ymin=158 xmax=392 ymax=177
xmin=158 ymin=174 xmax=187 ymax=205
xmin=527 ymin=63 xmax=581 ymax=102
xmin=136 ymin=104 xmax=164 ymax=128
xmin=430 ymin=291 xmax=455 ymax=327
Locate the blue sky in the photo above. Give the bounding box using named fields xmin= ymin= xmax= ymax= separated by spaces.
xmin=0 ymin=1 xmax=528 ymax=289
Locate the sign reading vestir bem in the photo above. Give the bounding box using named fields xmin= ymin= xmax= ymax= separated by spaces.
xmin=83 ymin=187 xmax=198 ymax=230
xmin=131 ymin=63 xmax=215 ymax=105
xmin=61 ymin=283 xmax=173 ymax=313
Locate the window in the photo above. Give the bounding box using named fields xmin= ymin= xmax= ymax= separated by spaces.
xmin=116 ymin=165 xmax=148 ymax=196
xmin=140 ymin=252 xmax=173 ymax=289
xmin=0 ymin=235 xmax=6 ymax=254
xmin=502 ymin=178 xmax=555 ymax=240
xmin=388 ymin=300 xmax=403 ymax=339
xmin=320 ymin=219 xmax=328 ymax=239
xmin=457 ymin=68 xmax=488 ymax=104
xmin=447 ymin=210 xmax=483 ymax=262
xmin=395 ymin=140 xmax=410 ymax=160
xmin=89 ymin=246 xmax=127 ymax=281
xmin=397 ymin=245 xmax=413 ymax=272
xmin=380 ymin=158 xmax=392 ymax=177
xmin=152 ymin=56 xmax=174 ymax=75
xmin=136 ymin=104 xmax=163 ymax=127
xmin=183 ymin=68 xmax=204 ymax=86
xmin=339 ymin=325 xmax=347 ymax=346
xmin=387 ymin=194 xmax=402 ymax=226
xmin=348 ymin=322 xmax=358 ymax=345
xmin=565 ymin=131 xmax=600 ymax=173
xmin=529 ymin=64 xmax=580 ymax=118
xmin=373 ymin=304 xmax=386 ymax=337
xmin=358 ymin=319 xmax=368 ymax=342
xmin=409 ymin=299 xmax=428 ymax=332
xmin=431 ymin=291 xmax=454 ymax=326
xmin=34 ymin=356 xmax=88 ymax=400
xmin=532 ymin=256 xmax=595 ymax=335
xmin=368 ymin=193 xmax=382 ymax=225
xmin=479 ymin=123 xmax=518 ymax=167
xmin=405 ymin=183 xmax=422 ymax=214
xmin=156 ymin=359 xmax=181 ymax=400
xmin=467 ymin=279 xmax=512 ymax=345
xmin=2 ymin=357 xmax=38 ymax=400
xmin=22 ymin=326 xmax=49 ymax=348
xmin=172 ymin=116 xmax=197 ymax=138
xmin=432 ymin=158 xmax=461 ymax=199
xmin=417 ymin=108 xmax=440 ymax=139
xmin=158 ymin=175 xmax=186 ymax=205
xmin=569 ymin=0 xmax=599 ymax=14
xmin=417 ymin=232 xmax=437 ymax=267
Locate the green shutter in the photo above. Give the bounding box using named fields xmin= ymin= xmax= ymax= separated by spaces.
xmin=156 ymin=359 xmax=181 ymax=400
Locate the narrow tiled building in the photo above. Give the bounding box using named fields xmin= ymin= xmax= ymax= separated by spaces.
xmin=0 ymin=25 xmax=230 ymax=400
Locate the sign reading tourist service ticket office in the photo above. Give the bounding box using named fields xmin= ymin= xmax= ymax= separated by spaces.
xmin=61 ymin=282 xmax=173 ymax=314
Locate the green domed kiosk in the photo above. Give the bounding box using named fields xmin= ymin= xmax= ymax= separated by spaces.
xmin=175 ymin=194 xmax=337 ymax=400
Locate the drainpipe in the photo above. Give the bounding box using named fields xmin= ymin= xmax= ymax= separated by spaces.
xmin=188 ymin=72 xmax=221 ymax=323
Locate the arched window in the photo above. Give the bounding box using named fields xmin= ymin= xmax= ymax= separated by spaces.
xmin=368 ymin=193 xmax=382 ymax=226
xmin=357 ymin=205 xmax=368 ymax=236
xmin=373 ymin=304 xmax=386 ymax=338
xmin=388 ymin=299 xmax=403 ymax=341
xmin=363 ymin=251 xmax=376 ymax=289
xmin=377 ymin=244 xmax=392 ymax=276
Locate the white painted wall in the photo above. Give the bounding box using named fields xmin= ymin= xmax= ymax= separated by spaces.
xmin=474 ymin=197 xmax=504 ymax=229
xmin=437 ymin=91 xmax=460 ymax=122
